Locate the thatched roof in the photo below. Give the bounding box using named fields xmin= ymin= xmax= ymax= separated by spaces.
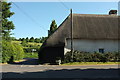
xmin=43 ymin=14 xmax=119 ymax=47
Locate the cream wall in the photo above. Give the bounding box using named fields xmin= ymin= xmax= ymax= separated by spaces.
xmin=64 ymin=39 xmax=119 ymax=54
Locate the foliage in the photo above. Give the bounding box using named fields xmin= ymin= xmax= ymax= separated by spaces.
xmin=21 ymin=38 xmax=25 ymax=41
xmin=23 ymin=47 xmax=39 ymax=53
xmin=2 ymin=41 xmax=24 ymax=63
xmin=48 ymin=20 xmax=57 ymax=36
xmin=34 ymin=38 xmax=40 ymax=43
xmin=2 ymin=2 xmax=15 ymax=40
xmin=29 ymin=37 xmax=34 ymax=42
xmin=40 ymin=37 xmax=47 ymax=43
xmin=21 ymin=39 xmax=28 ymax=47
xmin=12 ymin=43 xmax=24 ymax=61
xmin=18 ymin=37 xmax=47 ymax=43
xmin=25 ymin=37 xmax=29 ymax=42
xmin=62 ymin=50 xmax=120 ymax=63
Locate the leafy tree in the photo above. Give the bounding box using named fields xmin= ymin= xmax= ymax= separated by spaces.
xmin=10 ymin=37 xmax=16 ymax=41
xmin=12 ymin=43 xmax=24 ymax=60
xmin=18 ymin=38 xmax=22 ymax=41
xmin=2 ymin=41 xmax=13 ymax=63
xmin=21 ymin=38 xmax=25 ymax=41
xmin=2 ymin=41 xmax=24 ymax=63
xmin=48 ymin=20 xmax=57 ymax=36
xmin=2 ymin=2 xmax=15 ymax=40
xmin=40 ymin=37 xmax=47 ymax=43
xmin=29 ymin=37 xmax=34 ymax=42
xmin=21 ymin=39 xmax=27 ymax=47
xmin=25 ymin=37 xmax=29 ymax=42
xmin=1 ymin=2 xmax=24 ymax=63
xmin=34 ymin=38 xmax=40 ymax=43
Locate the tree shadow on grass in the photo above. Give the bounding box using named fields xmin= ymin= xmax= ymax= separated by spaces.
xmin=2 ymin=68 xmax=120 ymax=80
xmin=8 ymin=58 xmax=39 ymax=65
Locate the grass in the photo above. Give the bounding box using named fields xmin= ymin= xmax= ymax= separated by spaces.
xmin=12 ymin=41 xmax=42 ymax=46
xmin=12 ymin=41 xmax=21 ymax=44
xmin=24 ymin=52 xmax=38 ymax=58
xmin=28 ymin=42 xmax=42 ymax=46
xmin=62 ymin=62 xmax=119 ymax=65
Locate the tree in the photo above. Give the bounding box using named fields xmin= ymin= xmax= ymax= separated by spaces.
xmin=21 ymin=39 xmax=27 ymax=47
xmin=35 ymin=38 xmax=40 ymax=43
xmin=10 ymin=37 xmax=16 ymax=41
xmin=2 ymin=41 xmax=24 ymax=63
xmin=48 ymin=20 xmax=57 ymax=36
xmin=40 ymin=37 xmax=47 ymax=43
xmin=21 ymin=38 xmax=25 ymax=41
xmin=1 ymin=2 xmax=24 ymax=63
xmin=19 ymin=38 xmax=22 ymax=41
xmin=2 ymin=2 xmax=15 ymax=40
xmin=25 ymin=37 xmax=29 ymax=42
xmin=29 ymin=37 xmax=34 ymax=42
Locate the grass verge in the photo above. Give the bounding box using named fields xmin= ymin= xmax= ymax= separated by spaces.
xmin=62 ymin=62 xmax=119 ymax=65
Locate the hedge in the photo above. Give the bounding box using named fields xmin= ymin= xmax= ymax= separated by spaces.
xmin=63 ymin=50 xmax=120 ymax=63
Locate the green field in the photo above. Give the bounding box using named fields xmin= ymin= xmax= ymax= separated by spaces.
xmin=62 ymin=62 xmax=119 ymax=65
xmin=24 ymin=52 xmax=38 ymax=58
xmin=12 ymin=41 xmax=42 ymax=46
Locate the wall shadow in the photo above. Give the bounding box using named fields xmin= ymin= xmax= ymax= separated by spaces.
xmin=2 ymin=68 xmax=120 ymax=80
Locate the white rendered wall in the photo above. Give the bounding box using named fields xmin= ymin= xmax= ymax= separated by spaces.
xmin=64 ymin=39 xmax=119 ymax=54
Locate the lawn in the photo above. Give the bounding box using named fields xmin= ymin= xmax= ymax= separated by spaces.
xmin=24 ymin=52 xmax=38 ymax=58
xmin=62 ymin=62 xmax=119 ymax=65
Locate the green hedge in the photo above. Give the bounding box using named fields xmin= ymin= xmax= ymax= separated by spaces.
xmin=2 ymin=41 xmax=24 ymax=63
xmin=63 ymin=50 xmax=120 ymax=63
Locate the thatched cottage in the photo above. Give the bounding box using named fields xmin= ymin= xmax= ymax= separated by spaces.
xmin=38 ymin=10 xmax=119 ymax=64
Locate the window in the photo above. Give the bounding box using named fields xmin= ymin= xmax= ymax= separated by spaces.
xmin=99 ymin=48 xmax=104 ymax=53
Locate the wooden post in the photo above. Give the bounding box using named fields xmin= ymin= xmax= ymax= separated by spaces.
xmin=70 ymin=9 xmax=73 ymax=62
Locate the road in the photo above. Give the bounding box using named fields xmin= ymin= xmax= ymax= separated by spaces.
xmin=1 ymin=58 xmax=120 ymax=79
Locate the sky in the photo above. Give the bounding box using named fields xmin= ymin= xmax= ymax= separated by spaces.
xmin=9 ymin=2 xmax=118 ymax=39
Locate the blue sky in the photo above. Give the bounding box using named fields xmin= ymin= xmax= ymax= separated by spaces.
xmin=9 ymin=2 xmax=118 ymax=39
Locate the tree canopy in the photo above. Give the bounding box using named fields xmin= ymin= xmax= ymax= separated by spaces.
xmin=1 ymin=2 xmax=24 ymax=63
xmin=48 ymin=20 xmax=57 ymax=36
xmin=2 ymin=2 xmax=15 ymax=40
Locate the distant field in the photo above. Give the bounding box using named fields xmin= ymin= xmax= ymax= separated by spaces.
xmin=12 ymin=41 xmax=42 ymax=46
xmin=12 ymin=41 xmax=21 ymax=44
xmin=28 ymin=42 xmax=42 ymax=46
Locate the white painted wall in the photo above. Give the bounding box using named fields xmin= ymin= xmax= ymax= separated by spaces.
xmin=64 ymin=39 xmax=119 ymax=54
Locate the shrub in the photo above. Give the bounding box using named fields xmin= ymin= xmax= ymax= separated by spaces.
xmin=2 ymin=41 xmax=13 ymax=63
xmin=2 ymin=40 xmax=24 ymax=63
xmin=63 ymin=50 xmax=119 ymax=63
xmin=12 ymin=43 xmax=24 ymax=60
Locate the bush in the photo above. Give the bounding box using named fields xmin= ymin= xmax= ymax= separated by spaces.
xmin=2 ymin=41 xmax=13 ymax=63
xmin=12 ymin=43 xmax=24 ymax=60
xmin=2 ymin=41 xmax=24 ymax=63
xmin=63 ymin=50 xmax=119 ymax=64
